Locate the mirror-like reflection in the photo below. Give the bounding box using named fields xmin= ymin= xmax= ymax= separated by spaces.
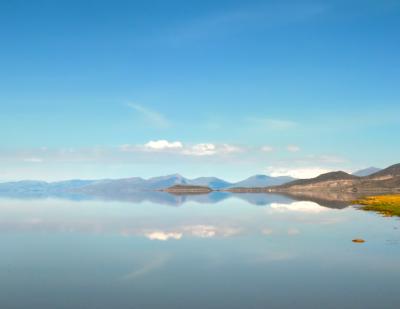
xmin=0 ymin=188 xmax=357 ymax=208
xmin=0 ymin=193 xmax=399 ymax=309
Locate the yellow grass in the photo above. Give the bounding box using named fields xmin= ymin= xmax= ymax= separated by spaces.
xmin=352 ymin=195 xmax=400 ymax=217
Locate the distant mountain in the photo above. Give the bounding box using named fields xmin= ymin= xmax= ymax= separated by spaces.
xmin=79 ymin=174 xmax=191 ymax=193
xmin=352 ymin=167 xmax=381 ymax=177
xmin=0 ymin=180 xmax=48 ymax=195
xmin=77 ymin=177 xmax=147 ymax=194
xmin=189 ymin=177 xmax=232 ymax=189
xmin=76 ymin=174 xmax=293 ymax=193
xmin=270 ymin=163 xmax=400 ymax=194
xmin=0 ymin=173 xmax=296 ymax=197
xmin=279 ymin=171 xmax=358 ymax=188
xmin=143 ymin=174 xmax=189 ymax=189
xmin=0 ymin=180 xmax=97 ymax=198
xmin=230 ymin=175 xmax=295 ymax=188
xmin=366 ymin=163 xmax=400 ymax=179
xmin=3 ymin=164 xmax=398 ymax=199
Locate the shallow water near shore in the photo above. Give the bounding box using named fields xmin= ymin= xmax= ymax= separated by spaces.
xmin=0 ymin=193 xmax=399 ymax=309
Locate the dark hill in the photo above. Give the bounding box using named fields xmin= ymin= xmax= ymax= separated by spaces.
xmin=367 ymin=163 xmax=400 ymax=179
xmin=270 ymin=164 xmax=400 ymax=194
xmin=279 ymin=171 xmax=358 ymax=188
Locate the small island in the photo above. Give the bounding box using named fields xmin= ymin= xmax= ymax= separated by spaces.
xmin=162 ymin=185 xmax=212 ymax=194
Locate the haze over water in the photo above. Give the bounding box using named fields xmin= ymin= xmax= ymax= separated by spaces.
xmin=1 ymin=194 xmax=399 ymax=309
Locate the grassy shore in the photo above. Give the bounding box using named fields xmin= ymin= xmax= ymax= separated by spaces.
xmin=353 ymin=195 xmax=400 ymax=217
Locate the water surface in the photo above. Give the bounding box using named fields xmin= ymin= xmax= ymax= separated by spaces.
xmin=0 ymin=193 xmax=399 ymax=309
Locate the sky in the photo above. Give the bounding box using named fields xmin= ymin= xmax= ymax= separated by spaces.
xmin=1 ymin=0 xmax=399 ymax=181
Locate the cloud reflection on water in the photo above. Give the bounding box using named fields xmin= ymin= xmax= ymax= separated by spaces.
xmin=269 ymin=201 xmax=330 ymax=213
xmin=0 ymin=193 xmax=352 ymax=242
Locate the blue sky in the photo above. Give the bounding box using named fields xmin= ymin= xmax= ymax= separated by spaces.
xmin=1 ymin=0 xmax=399 ymax=181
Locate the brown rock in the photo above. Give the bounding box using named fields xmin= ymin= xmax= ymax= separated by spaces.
xmin=352 ymin=239 xmax=366 ymax=243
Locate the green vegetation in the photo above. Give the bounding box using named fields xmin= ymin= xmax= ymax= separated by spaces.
xmin=353 ymin=195 xmax=400 ymax=217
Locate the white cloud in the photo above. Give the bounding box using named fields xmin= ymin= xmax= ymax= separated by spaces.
xmin=287 ymin=145 xmax=300 ymax=152
xmin=120 ymin=140 xmax=242 ymax=156
xmin=120 ymin=140 xmax=183 ymax=153
xmin=266 ymin=166 xmax=331 ymax=179
xmin=183 ymin=143 xmax=216 ymax=156
xmin=128 ymin=103 xmax=170 ymax=128
xmin=145 ymin=231 xmax=182 ymax=241
xmin=183 ymin=143 xmax=242 ymax=156
xmin=144 ymin=140 xmax=183 ymax=151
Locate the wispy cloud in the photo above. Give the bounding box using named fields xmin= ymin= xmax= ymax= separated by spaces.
xmin=127 ymin=103 xmax=170 ymax=128
xmin=260 ymin=146 xmax=274 ymax=153
xmin=265 ymin=166 xmax=331 ymax=179
xmin=162 ymin=2 xmax=329 ymax=44
xmin=305 ymin=154 xmax=347 ymax=164
xmin=287 ymin=145 xmax=300 ymax=152
xmin=247 ymin=117 xmax=297 ymax=130
xmin=23 ymin=157 xmax=43 ymax=163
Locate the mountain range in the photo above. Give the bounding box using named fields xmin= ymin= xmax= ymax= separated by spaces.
xmin=0 ymin=165 xmax=396 ymax=199
xmin=0 ymin=174 xmax=296 ymax=198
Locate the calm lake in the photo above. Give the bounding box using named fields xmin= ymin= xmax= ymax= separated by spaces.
xmin=0 ymin=193 xmax=399 ymax=309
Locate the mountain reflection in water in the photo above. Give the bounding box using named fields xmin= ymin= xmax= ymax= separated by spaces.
xmin=0 ymin=189 xmax=357 ymax=208
xmin=0 ymin=193 xmax=399 ymax=309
